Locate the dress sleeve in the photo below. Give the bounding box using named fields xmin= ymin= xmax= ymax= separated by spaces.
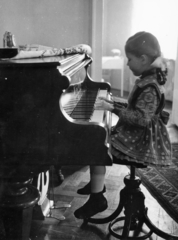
xmin=112 ymin=101 xmax=127 ymax=115
xmin=112 ymin=86 xmax=160 ymax=127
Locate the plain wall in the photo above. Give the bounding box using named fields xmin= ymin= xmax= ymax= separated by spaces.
xmin=103 ymin=0 xmax=133 ymax=57
xmin=0 ymin=0 xmax=92 ymax=49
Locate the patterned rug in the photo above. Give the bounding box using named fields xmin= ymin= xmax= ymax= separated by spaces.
xmin=136 ymin=143 xmax=178 ymax=223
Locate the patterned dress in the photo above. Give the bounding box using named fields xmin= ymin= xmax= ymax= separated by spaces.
xmin=111 ymin=71 xmax=172 ymax=167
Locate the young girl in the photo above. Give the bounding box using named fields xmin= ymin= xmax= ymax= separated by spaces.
xmin=74 ymin=31 xmax=172 ymax=219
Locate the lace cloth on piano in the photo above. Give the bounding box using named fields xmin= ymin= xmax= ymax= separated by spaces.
xmin=7 ymin=44 xmax=92 ymax=60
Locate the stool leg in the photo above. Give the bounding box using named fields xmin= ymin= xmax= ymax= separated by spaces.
xmin=109 ymin=186 xmax=153 ymax=239
xmin=121 ymin=210 xmax=132 ymax=238
xmin=133 ymin=216 xmax=145 ymax=238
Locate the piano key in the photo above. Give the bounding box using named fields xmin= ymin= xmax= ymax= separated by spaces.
xmin=90 ymin=90 xmax=108 ymax=122
xmin=61 ymin=88 xmax=109 ymax=123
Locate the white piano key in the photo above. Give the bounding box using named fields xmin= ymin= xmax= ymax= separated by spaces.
xmin=90 ymin=90 xmax=107 ymax=122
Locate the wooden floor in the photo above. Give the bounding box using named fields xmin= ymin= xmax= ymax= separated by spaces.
xmin=30 ymin=92 xmax=178 ymax=240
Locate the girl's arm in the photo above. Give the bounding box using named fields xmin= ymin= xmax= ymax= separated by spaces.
xmin=95 ymin=96 xmax=128 ymax=112
xmin=113 ymin=86 xmax=159 ymax=127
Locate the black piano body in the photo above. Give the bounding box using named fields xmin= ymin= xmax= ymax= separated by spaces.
xmin=0 ymin=52 xmax=112 ymax=177
xmin=0 ymin=53 xmax=95 ymax=240
xmin=0 ymin=53 xmax=92 ymax=177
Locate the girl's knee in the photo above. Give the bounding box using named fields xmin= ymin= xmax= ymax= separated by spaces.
xmin=90 ymin=166 xmax=106 ymax=174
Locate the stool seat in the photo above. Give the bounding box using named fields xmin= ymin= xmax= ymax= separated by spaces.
xmin=84 ymin=165 xmax=178 ymax=239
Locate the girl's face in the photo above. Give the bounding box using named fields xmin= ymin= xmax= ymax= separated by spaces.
xmin=126 ymin=52 xmax=145 ymax=76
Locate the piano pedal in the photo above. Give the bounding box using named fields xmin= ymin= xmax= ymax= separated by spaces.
xmin=35 ymin=170 xmax=71 ymax=221
xmin=41 ymin=198 xmax=54 ymax=217
xmin=33 ymin=197 xmax=54 ymax=220
xmin=46 ymin=201 xmax=72 ymax=221
xmin=53 ymin=202 xmax=72 ymax=209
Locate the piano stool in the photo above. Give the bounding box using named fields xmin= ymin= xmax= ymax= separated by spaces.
xmin=84 ymin=165 xmax=178 ymax=239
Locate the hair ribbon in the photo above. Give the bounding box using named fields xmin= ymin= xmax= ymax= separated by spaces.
xmin=151 ymin=56 xmax=167 ymax=71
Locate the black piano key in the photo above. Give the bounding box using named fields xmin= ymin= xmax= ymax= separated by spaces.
xmin=63 ymin=88 xmax=99 ymax=121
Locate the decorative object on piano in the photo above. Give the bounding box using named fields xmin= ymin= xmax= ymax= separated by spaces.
xmin=0 ymin=31 xmax=18 ymax=59
xmin=1 ymin=31 xmax=91 ymax=61
xmin=3 ymin=31 xmax=16 ymax=48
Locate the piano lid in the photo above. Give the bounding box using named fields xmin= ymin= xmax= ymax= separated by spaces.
xmin=0 ymin=53 xmax=88 ymax=68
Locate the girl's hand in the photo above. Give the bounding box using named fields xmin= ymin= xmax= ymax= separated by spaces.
xmin=94 ymin=98 xmax=114 ymax=111
xmin=98 ymin=96 xmax=114 ymax=104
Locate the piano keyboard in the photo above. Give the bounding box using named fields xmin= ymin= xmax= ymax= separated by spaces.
xmin=61 ymin=89 xmax=108 ymax=123
xmin=91 ymin=90 xmax=107 ymax=123
xmin=58 ymin=74 xmax=113 ymax=166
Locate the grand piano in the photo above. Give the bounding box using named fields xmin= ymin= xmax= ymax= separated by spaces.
xmin=0 ymin=50 xmax=112 ymax=239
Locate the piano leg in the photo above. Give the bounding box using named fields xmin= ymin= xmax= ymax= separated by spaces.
xmin=0 ymin=176 xmax=39 ymax=240
xmin=2 ymin=206 xmax=34 ymax=240
xmin=22 ymin=206 xmax=34 ymax=240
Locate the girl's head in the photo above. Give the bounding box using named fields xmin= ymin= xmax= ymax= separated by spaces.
xmin=125 ymin=31 xmax=161 ymax=76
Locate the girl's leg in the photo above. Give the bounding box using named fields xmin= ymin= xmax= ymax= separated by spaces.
xmin=77 ymin=166 xmax=106 ymax=194
xmin=90 ymin=166 xmax=106 ymax=193
xmin=74 ymin=166 xmax=107 ymax=219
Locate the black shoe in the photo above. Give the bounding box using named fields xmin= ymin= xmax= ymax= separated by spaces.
xmin=77 ymin=182 xmax=106 ymax=195
xmin=74 ymin=192 xmax=108 ymax=219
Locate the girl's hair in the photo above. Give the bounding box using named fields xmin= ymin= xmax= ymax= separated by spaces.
xmin=125 ymin=31 xmax=161 ymax=63
xmin=125 ymin=31 xmax=167 ymax=85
